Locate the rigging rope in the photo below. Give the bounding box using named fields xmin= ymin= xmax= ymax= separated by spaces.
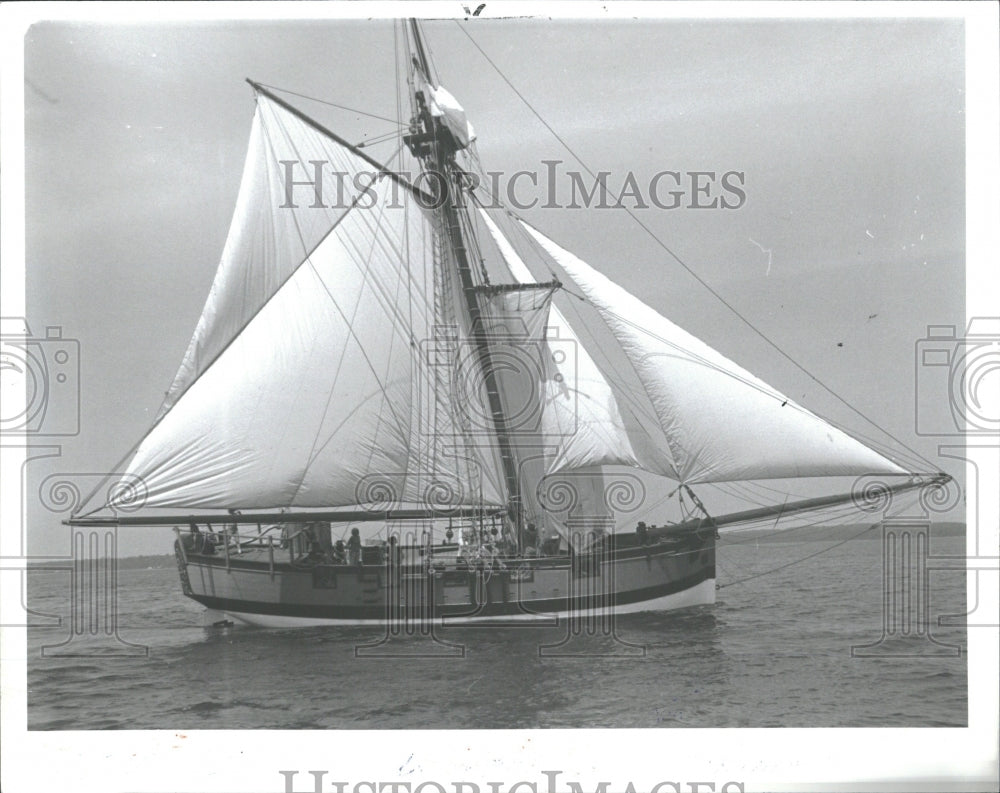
xmin=717 ymin=520 xmax=883 ymax=589
xmin=257 ymin=82 xmax=405 ymax=126
xmin=355 ymin=128 xmax=405 ymax=148
xmin=450 ymin=21 xmax=938 ymax=476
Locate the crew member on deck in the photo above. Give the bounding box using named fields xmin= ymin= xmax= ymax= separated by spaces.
xmin=290 ymin=522 xmax=314 ymax=559
xmin=347 ymin=527 xmax=362 ymax=566
xmin=183 ymin=523 xmax=199 ymax=553
xmin=522 ymin=522 xmax=538 ymax=556
xmin=225 ymin=509 xmax=241 ymax=553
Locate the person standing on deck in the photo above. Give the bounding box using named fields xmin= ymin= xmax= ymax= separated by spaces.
xmin=225 ymin=509 xmax=241 ymax=554
xmin=347 ymin=527 xmax=362 ymax=566
xmin=522 ymin=522 xmax=539 ymax=556
xmin=387 ymin=535 xmax=401 ymax=567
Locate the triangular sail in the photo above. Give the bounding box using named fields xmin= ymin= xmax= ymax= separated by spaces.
xmin=160 ymin=94 xmax=397 ymax=418
xmin=520 ymin=221 xmax=907 ymax=484
xmin=476 ymin=210 xmax=641 ymax=474
xmin=102 ymin=96 xmax=505 ymax=512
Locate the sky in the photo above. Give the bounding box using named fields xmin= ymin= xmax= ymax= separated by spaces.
xmin=18 ymin=15 xmax=969 ymax=556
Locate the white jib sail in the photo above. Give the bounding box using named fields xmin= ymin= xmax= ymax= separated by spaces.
xmin=520 ymin=221 xmax=907 ymax=484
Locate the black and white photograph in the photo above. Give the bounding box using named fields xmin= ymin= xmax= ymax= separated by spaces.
xmin=1 ymin=2 xmax=997 ymax=792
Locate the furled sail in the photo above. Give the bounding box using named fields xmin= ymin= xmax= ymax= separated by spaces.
xmin=425 ymin=82 xmax=476 ymax=150
xmin=102 ymin=94 xmax=505 ymax=512
xmin=520 ymin=221 xmax=907 ymax=483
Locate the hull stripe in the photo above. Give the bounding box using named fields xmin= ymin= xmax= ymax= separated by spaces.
xmin=188 ymin=566 xmax=715 ymax=621
xmin=216 ymin=579 xmax=717 ymax=627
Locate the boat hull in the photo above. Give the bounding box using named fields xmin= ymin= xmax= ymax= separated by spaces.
xmin=175 ymin=527 xmax=715 ymax=628
xmin=208 ymin=578 xmax=716 ymax=628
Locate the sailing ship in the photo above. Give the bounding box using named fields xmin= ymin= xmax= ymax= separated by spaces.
xmin=68 ymin=21 xmax=945 ymax=627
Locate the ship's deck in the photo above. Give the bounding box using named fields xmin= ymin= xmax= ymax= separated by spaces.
xmin=179 ymin=521 xmax=713 ymax=571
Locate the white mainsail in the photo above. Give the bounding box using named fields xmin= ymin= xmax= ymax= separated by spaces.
xmin=520 ymin=221 xmax=907 ymax=484
xmin=102 ymin=94 xmax=505 ymax=512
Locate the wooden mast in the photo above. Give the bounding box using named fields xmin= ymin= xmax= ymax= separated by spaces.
xmin=405 ymin=19 xmax=524 ymax=533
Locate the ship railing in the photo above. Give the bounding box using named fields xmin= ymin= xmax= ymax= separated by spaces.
xmin=175 ymin=523 xmax=288 ymax=555
xmin=176 ymin=521 xmax=597 ymax=574
xmin=176 ymin=521 xmax=704 ymax=557
xmin=175 ymin=523 xmax=305 ymax=578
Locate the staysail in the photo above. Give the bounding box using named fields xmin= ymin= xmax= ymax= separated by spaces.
xmin=476 ymin=209 xmax=642 ymax=475
xmin=476 ymin=210 xmax=639 ymax=539
xmin=519 ymin=221 xmax=907 ymax=484
xmin=95 ymin=92 xmax=505 ymax=513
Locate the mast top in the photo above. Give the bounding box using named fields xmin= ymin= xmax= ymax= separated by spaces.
xmin=409 ymin=19 xmax=434 ymax=84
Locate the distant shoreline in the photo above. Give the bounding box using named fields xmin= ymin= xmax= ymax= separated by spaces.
xmin=718 ymin=520 xmax=965 ymax=545
xmin=26 ymin=553 xmax=177 ymax=570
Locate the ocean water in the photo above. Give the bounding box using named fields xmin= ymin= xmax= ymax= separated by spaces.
xmin=25 ymin=533 xmax=967 ymax=729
